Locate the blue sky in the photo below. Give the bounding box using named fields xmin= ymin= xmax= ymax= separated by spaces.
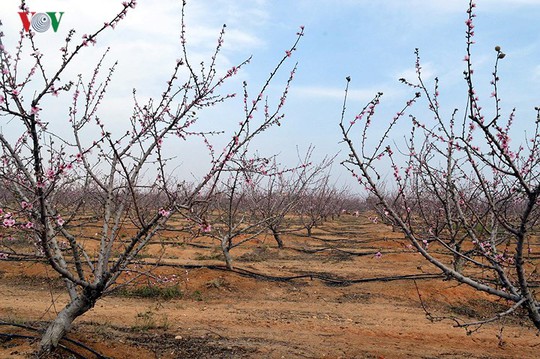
xmin=1 ymin=0 xmax=540 ymax=190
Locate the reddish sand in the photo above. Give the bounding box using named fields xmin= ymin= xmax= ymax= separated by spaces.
xmin=1 ymin=215 xmax=538 ymax=358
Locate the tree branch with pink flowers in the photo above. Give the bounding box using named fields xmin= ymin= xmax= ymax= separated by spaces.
xmin=0 ymin=0 xmax=304 ymax=353
xmin=340 ymin=0 xmax=540 ymax=331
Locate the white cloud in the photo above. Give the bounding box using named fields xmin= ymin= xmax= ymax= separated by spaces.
xmin=395 ymin=62 xmax=436 ymax=83
xmin=0 ymin=0 xmax=268 ymax=101
xmin=292 ymin=85 xmax=366 ymax=101
xmin=534 ymin=65 xmax=540 ymax=80
xmin=292 ymin=84 xmax=402 ymax=103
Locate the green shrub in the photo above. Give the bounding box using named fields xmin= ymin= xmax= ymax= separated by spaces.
xmin=117 ymin=284 xmax=183 ymax=300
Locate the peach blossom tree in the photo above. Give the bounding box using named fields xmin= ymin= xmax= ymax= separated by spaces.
xmin=340 ymin=0 xmax=540 ymax=330
xmin=0 ymin=0 xmax=304 ymax=353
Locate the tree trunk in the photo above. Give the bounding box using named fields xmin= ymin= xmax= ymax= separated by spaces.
xmin=221 ymin=236 xmax=233 ymax=270
xmin=453 ymin=255 xmax=465 ymax=274
xmin=271 ymin=228 xmax=284 ymax=249
xmin=39 ymin=289 xmax=97 ymax=354
xmin=452 ymin=243 xmax=464 ymax=274
xmin=524 ymin=297 xmax=540 ymax=331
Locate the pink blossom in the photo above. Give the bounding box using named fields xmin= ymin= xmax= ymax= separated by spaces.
xmin=25 ymin=222 xmax=34 ymax=229
xmin=57 ymin=217 xmax=65 ymax=226
xmin=46 ymin=168 xmax=55 ymax=180
xmin=375 ymin=251 xmax=382 ymax=259
xmin=3 ymin=218 xmax=15 ymax=227
xmin=21 ymin=201 xmax=33 ymax=210
xmin=159 ymin=208 xmax=171 ymax=217
xmin=30 ymin=106 xmax=40 ymax=115
xmin=200 ymin=223 xmax=212 ymax=233
xmin=0 ymin=95 xmax=4 ymax=104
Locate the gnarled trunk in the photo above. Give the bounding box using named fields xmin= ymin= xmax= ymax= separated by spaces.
xmin=452 ymin=243 xmax=464 ymax=274
xmin=39 ymin=289 xmax=98 ymax=355
xmin=271 ymin=227 xmax=284 ymax=249
xmin=220 ymin=236 xmax=234 ymax=270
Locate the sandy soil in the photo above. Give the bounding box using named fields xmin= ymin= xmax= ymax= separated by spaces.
xmin=0 ymin=215 xmax=538 ymax=358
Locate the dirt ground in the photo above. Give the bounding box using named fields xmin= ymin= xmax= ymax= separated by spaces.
xmin=0 ymin=215 xmax=539 ymax=358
